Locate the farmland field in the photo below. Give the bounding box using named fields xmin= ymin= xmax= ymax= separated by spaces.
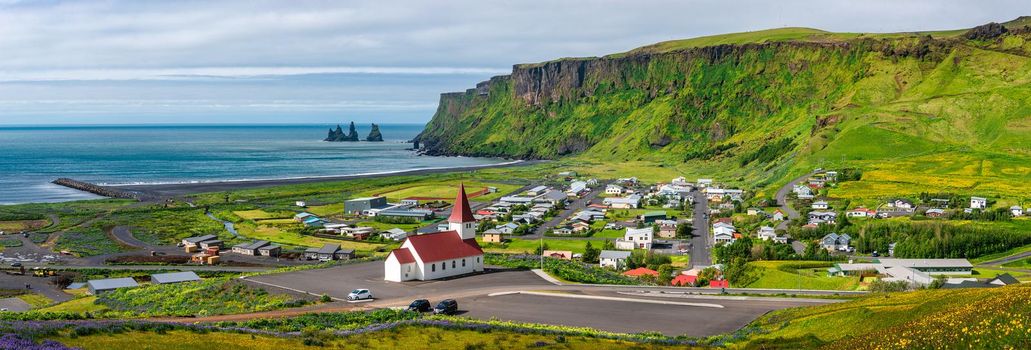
xmin=740 ymin=261 xmax=861 ymax=290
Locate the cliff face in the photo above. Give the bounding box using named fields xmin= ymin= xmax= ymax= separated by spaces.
xmin=416 ymin=24 xmax=1031 ymax=171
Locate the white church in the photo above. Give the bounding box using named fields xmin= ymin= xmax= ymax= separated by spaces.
xmin=384 ymin=184 xmax=484 ymax=282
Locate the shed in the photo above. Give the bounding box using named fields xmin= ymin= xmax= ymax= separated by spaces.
xmin=87 ymin=277 xmax=139 ymax=294
xmin=151 ymin=271 xmax=201 ymax=284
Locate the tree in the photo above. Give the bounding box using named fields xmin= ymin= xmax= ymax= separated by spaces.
xmin=582 ymin=241 xmax=600 ymax=263
xmin=602 ymin=239 xmax=616 ymax=250
xmin=723 ymin=257 xmax=751 ymax=286
xmin=676 ymin=223 xmax=693 ymax=238
xmin=657 ymin=264 xmax=675 ymax=285
xmin=534 ymin=242 xmax=550 ymax=255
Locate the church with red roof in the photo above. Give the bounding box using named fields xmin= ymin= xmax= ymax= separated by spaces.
xmin=384 ymin=184 xmax=484 ymax=281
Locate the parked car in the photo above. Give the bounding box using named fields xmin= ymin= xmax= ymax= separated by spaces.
xmin=407 ymin=299 xmax=431 ymax=312
xmin=433 ymin=299 xmax=458 ymax=315
xmin=10 ymin=262 xmax=22 ymax=267
xmin=347 ymin=289 xmax=373 ymax=301
xmin=871 ymin=251 xmax=880 ymax=257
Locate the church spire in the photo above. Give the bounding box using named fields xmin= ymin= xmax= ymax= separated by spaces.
xmin=448 ymin=184 xmax=476 ymax=223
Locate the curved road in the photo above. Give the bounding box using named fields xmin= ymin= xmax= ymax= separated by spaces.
xmin=774 ymin=170 xmax=818 ymax=230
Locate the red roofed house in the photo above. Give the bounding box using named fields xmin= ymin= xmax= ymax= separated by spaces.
xmin=670 ymin=274 xmax=697 ymax=286
xmin=710 ymin=279 xmax=729 ymax=288
xmin=623 ymin=267 xmax=659 ymax=277
xmin=384 ymin=185 xmax=484 ymax=282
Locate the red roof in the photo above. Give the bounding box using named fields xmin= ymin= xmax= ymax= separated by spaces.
xmin=710 ymin=279 xmax=729 ymax=288
xmin=671 ymin=275 xmax=697 ymax=286
xmin=623 ymin=267 xmax=659 ymax=277
xmin=404 ymin=231 xmax=483 ymax=263
xmin=732 ymin=233 xmax=743 ymax=239
xmin=448 ymin=184 xmax=476 ymax=223
xmin=390 ymin=248 xmax=415 ymax=264
xmin=715 ymin=217 xmax=733 ymax=224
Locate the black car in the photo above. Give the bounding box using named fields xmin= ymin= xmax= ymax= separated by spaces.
xmin=10 ymin=262 xmax=22 ymax=268
xmin=407 ymin=299 xmax=431 ymax=312
xmin=433 ymin=299 xmax=458 ymax=315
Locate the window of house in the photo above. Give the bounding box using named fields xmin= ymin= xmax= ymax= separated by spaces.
xmin=462 ymin=259 xmax=466 ymax=267
xmin=477 ymin=257 xmax=480 ymax=263
xmin=432 ymin=264 xmax=436 ymax=272
xmin=452 ymin=260 xmax=456 ymax=269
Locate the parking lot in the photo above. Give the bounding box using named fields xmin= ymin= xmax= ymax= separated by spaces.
xmin=242 ymin=261 xmax=835 ymax=336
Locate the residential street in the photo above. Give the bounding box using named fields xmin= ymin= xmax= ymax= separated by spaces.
xmin=774 ymin=170 xmax=818 ymax=230
xmin=688 ymin=190 xmax=711 ymax=268
xmin=525 ymin=181 xmax=609 ymax=239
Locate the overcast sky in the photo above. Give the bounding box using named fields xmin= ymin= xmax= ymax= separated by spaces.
xmin=0 ymin=0 xmax=1026 ymax=125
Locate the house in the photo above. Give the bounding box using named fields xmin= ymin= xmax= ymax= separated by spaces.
xmin=746 ymin=208 xmax=763 ymax=216
xmin=231 ymin=240 xmax=281 ymax=256
xmin=344 ymin=196 xmax=388 ymax=215
xmin=302 ymin=216 xmax=324 ymax=227
xmin=697 ymin=179 xmax=713 ymax=187
xmin=603 ymin=195 xmax=642 ymax=209
xmin=623 ymin=267 xmax=659 ymax=278
xmin=757 ymin=226 xmax=777 ymax=241
xmin=567 ymin=181 xmax=589 ymax=196
xmin=820 ymin=233 xmax=851 ymax=251
xmin=384 ymin=185 xmax=485 ymax=282
xmin=87 ymin=277 xmax=138 ymax=295
xmin=639 ymin=211 xmax=667 ymax=223
xmin=970 ymin=197 xmax=987 ymax=209
xmin=295 ymin=201 xmax=307 ymax=207
xmin=541 ymin=190 xmax=568 ymax=205
xmin=808 ymin=211 xmax=837 ymax=224
xmin=382 ymin=228 xmax=410 ymax=241
xmin=887 ymin=199 xmax=915 ymax=210
xmin=704 ymin=188 xmax=744 ymax=202
xmin=712 ymin=221 xmax=736 ymax=245
xmin=571 ymin=221 xmax=591 ymax=232
xmin=988 ymin=273 xmax=1019 ymax=286
xmin=772 ymin=210 xmax=785 ymax=221
xmin=495 ymin=222 xmax=520 ymax=234
xmin=656 ymin=221 xmax=678 ymax=239
xmin=615 ymin=227 xmax=653 ymax=250
xmin=198 ymin=239 xmax=222 ymax=250
xmin=151 ymin=271 xmax=201 ymax=285
xmin=304 ymin=244 xmax=355 ymax=261
xmin=599 ymin=250 xmax=632 ymax=269
xmin=825 ymin=171 xmax=838 ymax=181
xmin=558 ymin=171 xmax=577 ymax=177
xmin=377 ymin=209 xmax=433 ymax=221
xmin=670 ymin=274 xmax=697 ymax=287
xmin=832 ymin=258 xmax=973 ymax=286
xmin=482 ymin=231 xmax=504 ymax=243
xmin=293 ymin=212 xmax=315 ymax=222
xmin=605 ymin=184 xmax=625 ymax=195
xmin=542 ymin=250 xmax=574 ymax=260
xmin=846 ymin=207 xmax=876 ymax=218
xmin=552 ymin=226 xmax=574 ymax=235
xmin=1011 ymin=206 xmax=1024 ymax=217
xmin=811 ymin=200 xmax=829 ymax=210
xmin=925 ymin=208 xmax=946 ymax=218
xmin=527 ymin=185 xmax=550 ymax=196
xmin=181 ymin=234 xmax=217 ymax=248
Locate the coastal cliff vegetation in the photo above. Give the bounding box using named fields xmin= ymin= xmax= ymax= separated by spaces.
xmin=416 ymin=18 xmax=1031 ymax=197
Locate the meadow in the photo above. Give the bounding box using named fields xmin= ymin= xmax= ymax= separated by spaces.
xmin=740 ymin=261 xmax=861 ymax=291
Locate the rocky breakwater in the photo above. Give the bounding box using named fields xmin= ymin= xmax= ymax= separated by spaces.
xmin=52 ymin=178 xmax=151 ymax=201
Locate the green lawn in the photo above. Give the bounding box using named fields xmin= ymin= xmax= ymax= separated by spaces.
xmin=741 ymin=261 xmax=861 ymax=290
xmin=38 ymin=296 xmax=110 ymax=314
xmin=484 ymin=238 xmax=602 ymax=254
xmin=1001 ymin=257 xmax=1031 ymax=268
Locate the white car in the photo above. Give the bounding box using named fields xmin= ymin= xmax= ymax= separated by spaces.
xmin=347 ymin=289 xmax=373 ymax=301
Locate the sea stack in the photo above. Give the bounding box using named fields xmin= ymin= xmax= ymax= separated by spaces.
xmin=324 ymin=122 xmax=360 ymax=142
xmin=366 ymin=123 xmax=383 ymax=141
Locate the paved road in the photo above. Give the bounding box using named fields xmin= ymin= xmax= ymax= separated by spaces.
xmin=0 ymin=274 xmax=74 ymax=304
xmin=688 ymin=190 xmax=711 ymax=268
xmin=13 ymin=263 xmax=272 ymax=272
xmin=774 ymin=171 xmax=818 ymax=230
xmin=525 ymin=181 xmax=610 ymax=239
xmin=978 ymin=250 xmax=1031 ymax=266
xmin=110 ymin=226 xmax=154 ymax=249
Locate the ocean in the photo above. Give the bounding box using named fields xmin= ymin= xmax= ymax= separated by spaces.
xmin=0 ymin=124 xmax=504 ymax=205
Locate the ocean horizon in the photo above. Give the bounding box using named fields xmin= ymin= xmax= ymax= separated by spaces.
xmin=0 ymin=124 xmax=506 ymax=205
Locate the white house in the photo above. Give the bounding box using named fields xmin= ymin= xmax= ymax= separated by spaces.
xmin=603 ymin=195 xmax=642 ymax=209
xmin=757 ymin=226 xmax=777 ymax=241
xmin=615 ymin=227 xmax=653 ymax=250
xmin=970 ymin=197 xmax=987 ymax=209
xmin=384 ymin=185 xmax=484 ymax=282
xmin=1011 ymin=206 xmax=1024 ymax=217
xmin=811 ymin=200 xmax=829 ymax=210
xmin=888 ymin=199 xmax=914 ymax=210
xmin=697 ymin=179 xmax=713 ymax=187
xmin=599 ymin=250 xmax=632 ymax=269
xmin=772 ymin=210 xmax=785 ymax=221
xmin=605 ymin=184 xmax=625 ymax=195
xmin=712 ymin=221 xmax=736 ymax=245
xmin=846 ymin=207 xmax=876 ymax=218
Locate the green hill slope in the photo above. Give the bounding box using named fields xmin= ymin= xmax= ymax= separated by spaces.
xmin=416 ymin=19 xmax=1031 ymax=197
xmin=733 ymin=284 xmax=1030 ymax=349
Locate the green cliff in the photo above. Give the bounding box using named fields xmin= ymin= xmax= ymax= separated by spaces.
xmin=416 ymin=19 xmax=1031 ymax=195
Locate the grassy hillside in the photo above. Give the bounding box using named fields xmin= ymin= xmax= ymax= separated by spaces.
xmin=417 ymin=18 xmax=1031 ymax=198
xmin=734 ymin=283 xmax=1031 ymax=349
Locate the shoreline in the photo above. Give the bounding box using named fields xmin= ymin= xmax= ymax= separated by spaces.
xmin=109 ymin=159 xmax=543 ymax=198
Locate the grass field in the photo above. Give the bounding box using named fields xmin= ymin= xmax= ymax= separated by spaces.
xmin=736 ymin=284 xmax=1031 ymax=349
xmin=969 ymin=266 xmax=1031 ymax=281
xmin=232 ymin=209 xmax=286 ymax=220
xmin=483 ymin=238 xmax=603 ymax=254
xmin=54 ymin=326 xmax=687 ymax=350
xmin=362 ymin=181 xmax=522 ymax=203
xmin=1001 ymin=258 xmax=1031 ymax=268
xmin=741 ymin=261 xmax=861 ymax=290
xmin=0 ymin=219 xmax=48 ymax=231
xmin=16 ymin=293 xmax=52 ymax=309
xmin=234 ymin=222 xmax=385 ymax=251
xmin=38 ymin=296 xmax=109 ymax=314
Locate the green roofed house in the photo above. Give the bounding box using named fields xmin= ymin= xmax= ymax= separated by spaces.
xmin=639 ymin=211 xmax=668 ymax=223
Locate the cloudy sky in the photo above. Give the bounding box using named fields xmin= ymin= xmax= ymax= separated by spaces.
xmin=0 ymin=0 xmax=1026 ymax=125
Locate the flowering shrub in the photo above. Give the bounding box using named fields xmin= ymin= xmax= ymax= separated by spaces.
xmin=0 ymin=334 xmax=78 ymax=350
xmin=96 ymin=277 xmax=309 ymax=317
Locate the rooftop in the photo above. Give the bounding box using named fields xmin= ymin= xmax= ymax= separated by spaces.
xmin=87 ymin=277 xmax=139 ymax=291
xmin=151 ymin=271 xmax=201 ymax=284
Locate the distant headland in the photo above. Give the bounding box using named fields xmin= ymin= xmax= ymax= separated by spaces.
xmin=324 ymin=122 xmax=383 ymax=142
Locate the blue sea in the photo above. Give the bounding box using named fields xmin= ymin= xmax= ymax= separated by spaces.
xmin=0 ymin=124 xmax=504 ymax=205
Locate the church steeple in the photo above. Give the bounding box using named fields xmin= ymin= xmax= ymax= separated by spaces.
xmin=448 ymin=184 xmax=476 ymax=239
